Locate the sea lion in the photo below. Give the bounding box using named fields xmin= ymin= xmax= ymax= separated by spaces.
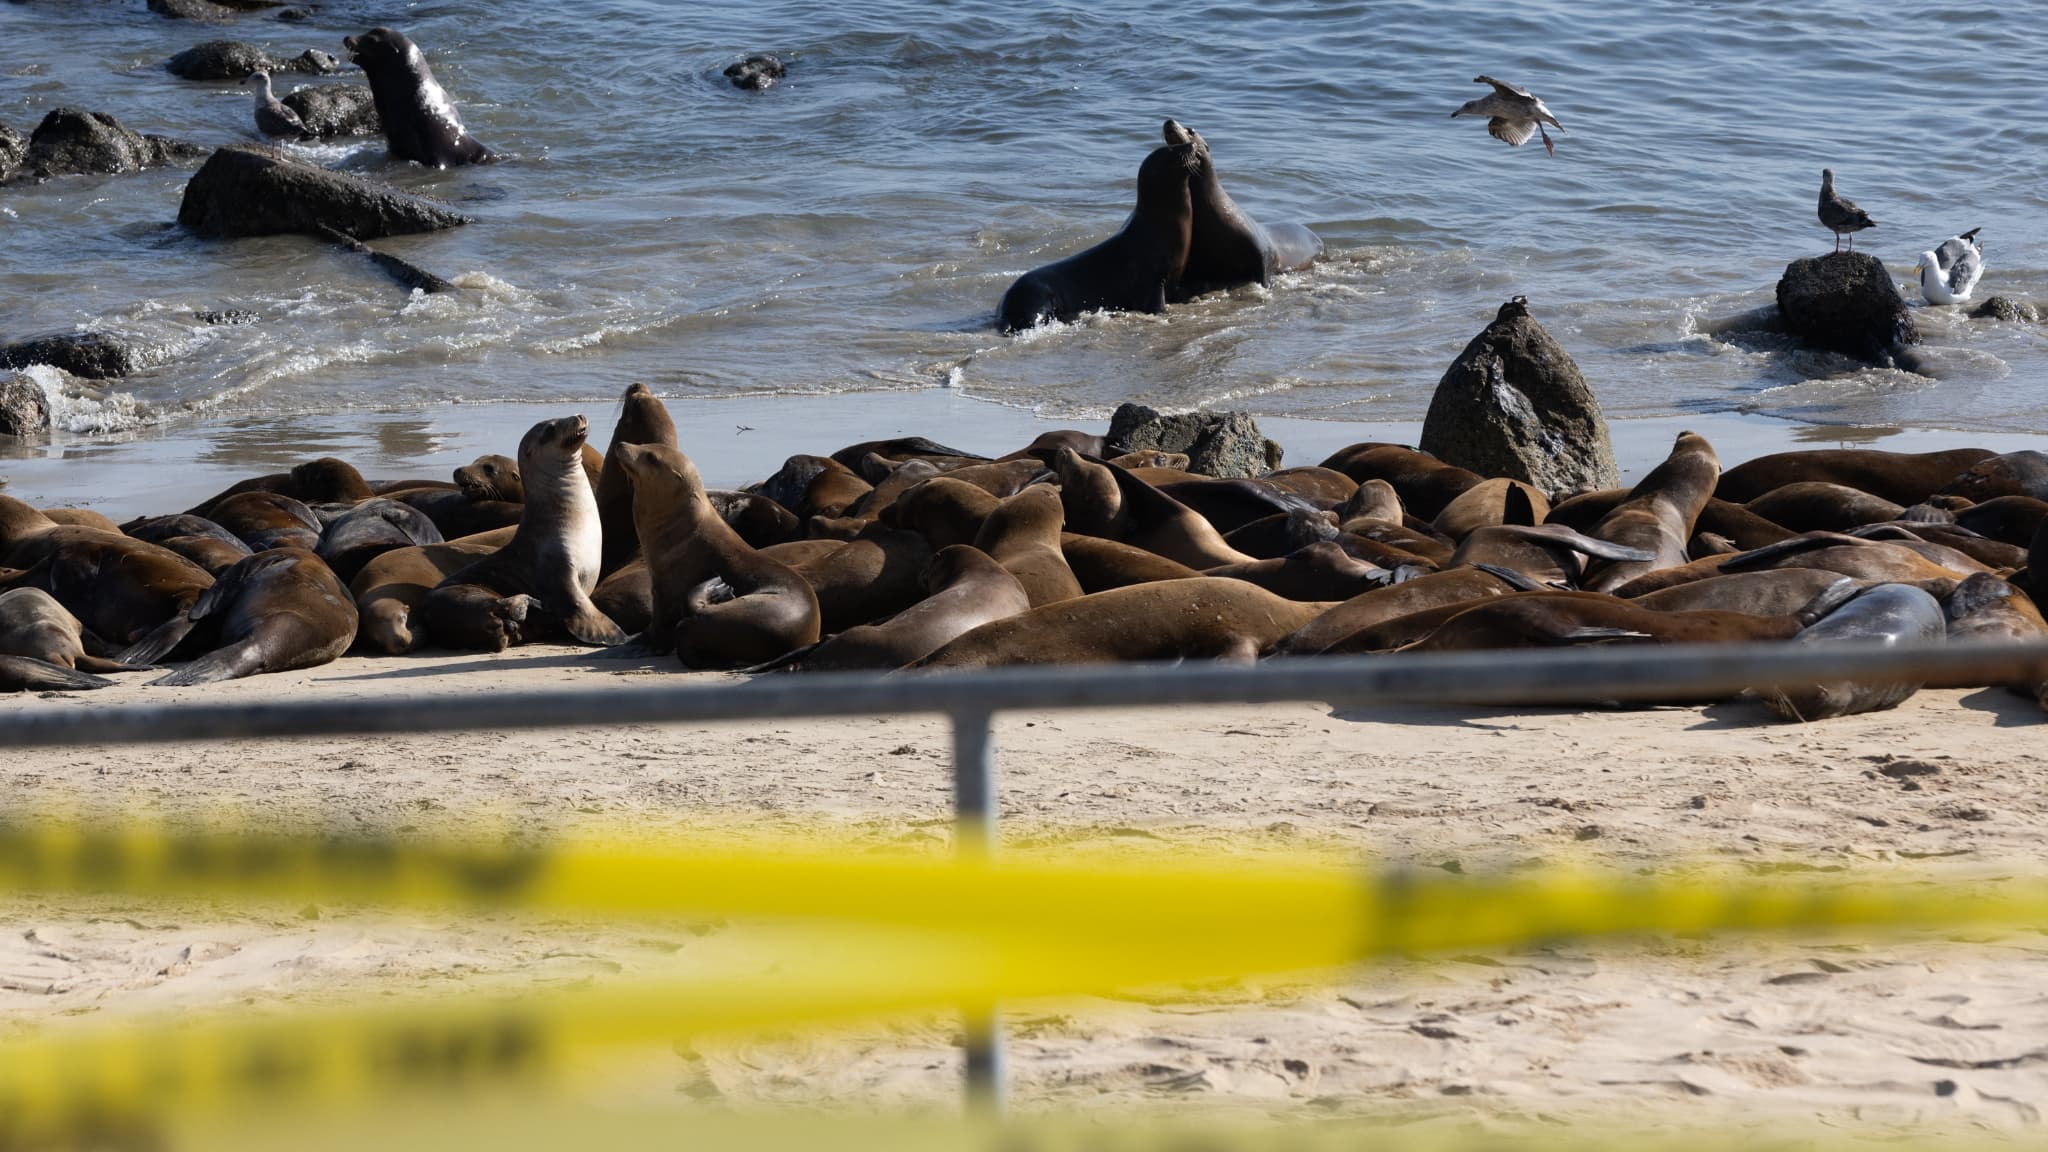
xmin=206 ymin=491 xmax=323 ymax=552
xmin=911 ymin=578 xmax=1328 ymax=669
xmin=123 ymin=514 xmax=247 ymax=553
xmin=755 ymin=455 xmax=872 ymax=520
xmin=1432 ymin=478 xmax=1549 ymax=541
xmin=1271 ymin=566 xmax=1541 ymax=657
xmin=1929 ymin=572 xmax=2048 ymax=695
xmin=845 ymin=458 xmax=946 ymax=520
xmin=1163 ymin=120 xmax=1322 ymax=300
xmin=1002 ymin=430 xmax=1109 ymax=464
xmin=1059 ymin=533 xmax=1204 ymax=593
xmin=1336 ymin=480 xmax=1404 ymax=526
xmin=971 ymin=485 xmax=1082 ymax=608
xmin=878 ymin=477 xmax=999 ymax=550
xmin=1937 ymin=451 xmax=2048 ymax=503
xmin=1743 ymin=482 xmax=1904 ymax=532
xmin=786 ymin=524 xmax=933 ymax=633
xmin=187 ymin=458 xmax=374 ymax=518
xmin=1722 ymin=532 xmax=1987 ymax=582
xmin=1222 ymin=509 xmax=1339 ymax=561
xmin=421 ymin=415 xmax=623 ymax=650
xmin=1755 ymin=584 xmax=1947 ymax=722
xmin=1631 ymin=569 xmax=1858 ymax=618
xmin=914 ymin=458 xmax=1048 ymax=499
xmin=1106 ymin=450 xmax=1189 ymax=471
xmin=316 ymin=497 xmax=445 ymax=583
xmin=997 ymin=136 xmax=1198 ymax=331
xmin=1318 ymin=444 xmax=1483 ymax=521
xmin=454 ymin=454 xmax=523 ymax=503
xmin=156 ymin=535 xmax=252 ymax=575
xmin=385 ymin=487 xmax=524 ymax=540
xmin=341 ymin=27 xmax=492 ymax=167
xmin=1849 ymin=521 xmax=2026 ymax=570
xmin=149 ymin=548 xmax=357 ymax=686
xmin=590 ymin=559 xmax=652 ymax=636
xmin=828 ymin=437 xmax=988 ymax=470
xmin=0 ymin=499 xmax=215 ymax=660
xmin=0 ymin=656 xmax=113 ymax=693
xmin=41 ymin=509 xmax=121 ymax=533
xmin=1715 ymin=448 xmax=1993 ymax=505
xmin=759 ymin=539 xmax=849 ymax=569
xmin=1448 ymin=524 xmax=1656 ymax=587
xmin=1155 ymin=478 xmax=1324 ymax=535
xmin=0 ymin=587 xmax=141 ymax=673
xmin=781 ymin=546 xmax=1032 ymax=673
xmin=706 ymin=491 xmax=801 ymax=549
xmin=1954 ymin=496 xmax=2048 ymax=547
xmin=603 ymin=443 xmax=818 ymax=668
xmin=1580 ymin=432 xmax=1719 ymax=593
xmin=1052 ymin=450 xmax=1253 ymax=569
xmin=1206 ymin=541 xmax=1394 ymax=602
xmin=347 ymin=530 xmax=508 ymax=655
xmin=1408 ymin=587 xmax=1839 ymax=654
xmin=595 ymin=382 xmax=679 ymax=578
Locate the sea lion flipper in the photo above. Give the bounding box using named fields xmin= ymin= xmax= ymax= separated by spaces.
xmin=0 ymin=655 xmax=115 ymax=693
xmin=1557 ymin=626 xmax=1654 ymax=643
xmin=115 ymin=615 xmax=200 ymax=668
xmin=559 ymin=598 xmax=627 ymax=648
xmin=1263 ymin=223 xmax=1324 ymax=272
xmin=73 ymin=654 xmax=150 ymax=675
xmin=148 ymin=641 xmax=266 ymax=687
xmin=587 ymin=631 xmax=672 ymax=660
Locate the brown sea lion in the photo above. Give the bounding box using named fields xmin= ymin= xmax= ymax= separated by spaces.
xmin=453 ymin=454 xmax=524 ymax=503
xmin=1744 ymin=482 xmax=1904 ymax=532
xmin=40 ymin=508 xmax=121 ymax=533
xmin=1632 ymin=569 xmax=1859 ymax=617
xmin=0 ymin=587 xmax=142 ymax=673
xmin=1336 ymin=479 xmax=1404 ymax=526
xmin=347 ymin=528 xmax=511 ymax=655
xmin=706 ymin=491 xmax=801 ymax=549
xmin=420 ymin=415 xmax=623 ymax=650
xmin=0 ymin=499 xmax=215 ymax=660
xmin=187 ymin=457 xmax=375 ymax=518
xmin=595 ymin=382 xmax=680 ymax=578
xmin=602 ymin=443 xmax=818 ymax=668
xmin=778 ymin=546 xmax=1032 ymax=673
xmin=1580 ymin=432 xmax=1719 ymax=593
xmin=845 ymin=458 xmax=945 ymax=520
xmin=0 ymin=655 xmax=114 ymax=692
xmin=879 ymin=478 xmax=999 ymax=550
xmin=1954 ymin=496 xmax=2048 ymax=547
xmin=1552 ymin=490 xmax=1796 ymax=550
xmin=1448 ymin=524 xmax=1655 ymax=587
xmin=157 ymin=535 xmax=253 ymax=575
xmin=1318 ymin=444 xmax=1483 ymax=520
xmin=1052 ymin=449 xmax=1254 ymax=569
xmin=1001 ymin=430 xmax=1109 ymax=464
xmin=829 ymin=436 xmax=987 ymax=470
xmin=1059 ymin=534 xmax=1204 ymax=593
xmin=122 ymin=513 xmax=247 ymax=553
xmin=758 ymin=539 xmax=850 ymax=569
xmin=1432 ymin=478 xmax=1549 ymax=541
xmin=911 ymin=578 xmax=1328 ymax=668
xmin=1716 ymin=447 xmax=1994 ymax=505
xmin=148 ymin=548 xmax=357 ymax=686
xmin=1719 ymin=533 xmax=1981 ymax=584
xmin=1408 ymin=587 xmax=1840 ymax=653
xmin=1155 ymin=477 xmax=1321 ymax=535
xmin=1105 ymin=450 xmax=1189 ymax=471
xmin=590 ymin=559 xmax=653 ymax=637
xmin=1929 ymin=573 xmax=2048 ymax=694
xmin=206 ymin=491 xmax=323 ymax=552
xmin=1849 ymin=522 xmax=2026 ymax=570
xmin=1205 ymin=541 xmax=1394 ymax=602
xmin=786 ymin=523 xmax=933 ymax=633
xmin=906 ymin=458 xmax=1045 ymax=498
xmin=1936 ymin=451 xmax=2048 ymax=503
xmin=1755 ymin=584 xmax=1948 ymax=722
xmin=384 ymin=487 xmax=524 ymax=540
xmin=972 ymin=485 xmax=1082 ymax=608
xmin=1270 ymin=566 xmax=1542 ymax=656
xmin=755 ymin=455 xmax=873 ymax=520
xmin=1222 ymin=509 xmax=1340 ymax=560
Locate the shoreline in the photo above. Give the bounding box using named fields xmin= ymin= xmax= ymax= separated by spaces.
xmin=5 ymin=388 xmax=2046 ymax=518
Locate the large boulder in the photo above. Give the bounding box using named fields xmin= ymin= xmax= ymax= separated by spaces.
xmin=0 ymin=123 xmax=23 ymax=183
xmin=281 ymin=84 xmax=380 ymax=138
xmin=1775 ymin=252 xmax=1918 ymax=364
xmin=178 ymin=145 xmax=470 ymax=239
xmin=0 ymin=373 xmax=51 ymax=437
xmin=0 ymin=332 xmax=168 ymax=379
xmin=1106 ymin=403 xmax=1282 ymax=479
xmin=1420 ymin=296 xmax=1618 ymax=497
xmin=1 ymin=108 xmax=205 ymax=185
xmin=165 ymin=41 xmax=342 ymax=80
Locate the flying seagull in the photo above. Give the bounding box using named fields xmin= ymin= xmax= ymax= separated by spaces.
xmin=1914 ymin=228 xmax=1984 ymax=305
xmin=245 ymin=70 xmax=307 ymax=140
xmin=1452 ymin=76 xmax=1564 ymax=157
xmin=1817 ymin=169 xmax=1875 ymax=254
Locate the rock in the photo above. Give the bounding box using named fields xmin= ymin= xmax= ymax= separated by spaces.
xmin=0 ymin=122 xmax=24 ymax=183
xmin=165 ymin=41 xmax=342 ymax=80
xmin=280 ymin=85 xmax=381 ymax=138
xmin=147 ymin=0 xmax=237 ymax=19
xmin=1971 ymin=296 xmax=2039 ymax=324
xmin=724 ymin=54 xmax=787 ymax=90
xmin=0 ymin=373 xmax=51 ymax=437
xmin=1775 ymin=251 xmax=1918 ymax=364
xmin=2 ymin=108 xmax=205 ymax=185
xmin=1106 ymin=403 xmax=1282 ymax=479
xmin=178 ymin=145 xmax=471 ymax=240
xmin=194 ymin=309 xmax=258 ymax=325
xmin=1420 ymin=296 xmax=1618 ymax=496
xmin=0 ymin=332 xmax=166 ymax=379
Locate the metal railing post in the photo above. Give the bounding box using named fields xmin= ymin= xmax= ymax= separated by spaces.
xmin=951 ymin=707 xmax=1004 ymax=1111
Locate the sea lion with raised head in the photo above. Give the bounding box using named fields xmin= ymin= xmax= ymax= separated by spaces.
xmin=971 ymin=484 xmax=1083 ymax=608
xmin=1580 ymin=432 xmax=1719 ymax=593
xmin=1163 ymin=119 xmax=1322 ymax=300
xmin=997 ymin=136 xmax=1198 ymax=331
xmin=595 ymin=382 xmax=679 ymax=578
xmin=341 ymin=27 xmax=492 ymax=168
xmin=1052 ymin=449 xmax=1254 ymax=569
xmin=149 ymin=547 xmax=357 ymax=686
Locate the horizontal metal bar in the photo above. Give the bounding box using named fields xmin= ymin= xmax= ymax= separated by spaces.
xmin=2 ymin=641 xmax=2046 ymax=749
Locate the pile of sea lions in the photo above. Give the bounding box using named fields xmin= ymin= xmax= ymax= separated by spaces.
xmin=4 ymin=382 xmax=2046 ymax=722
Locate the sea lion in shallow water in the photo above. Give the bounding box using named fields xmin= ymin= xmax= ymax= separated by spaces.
xmin=1164 ymin=119 xmax=1322 ymax=300
xmin=912 ymin=578 xmax=1328 ymax=669
xmin=150 ymin=547 xmax=357 ymax=686
xmin=1755 ymin=584 xmax=1947 ymax=722
xmin=342 ymin=27 xmax=492 ymax=168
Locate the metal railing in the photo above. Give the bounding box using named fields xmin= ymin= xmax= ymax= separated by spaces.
xmin=5 ymin=639 xmax=2048 ymax=1106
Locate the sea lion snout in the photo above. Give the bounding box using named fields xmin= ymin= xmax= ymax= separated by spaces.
xmin=1162 ymin=119 xmax=1192 ymax=146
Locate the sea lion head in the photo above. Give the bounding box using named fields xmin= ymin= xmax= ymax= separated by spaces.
xmin=342 ymin=27 xmax=416 ymax=72
xmin=616 ymin=442 xmax=705 ymax=499
xmin=454 ymin=454 xmax=523 ymax=503
xmin=518 ymin=415 xmax=590 ymax=478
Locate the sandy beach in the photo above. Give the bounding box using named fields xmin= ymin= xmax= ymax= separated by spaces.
xmin=4 ymin=646 xmax=2045 ymax=1138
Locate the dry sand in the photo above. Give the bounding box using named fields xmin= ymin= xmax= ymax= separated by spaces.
xmin=4 ymin=648 xmax=2047 ymax=1139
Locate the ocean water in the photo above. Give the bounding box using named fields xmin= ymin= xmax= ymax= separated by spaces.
xmin=2 ymin=0 xmax=2046 ymax=441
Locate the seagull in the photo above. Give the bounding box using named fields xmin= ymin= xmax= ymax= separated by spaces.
xmin=1817 ymin=169 xmax=1875 ymax=254
xmin=1451 ymin=76 xmax=1564 ymax=157
xmin=1914 ymin=228 xmax=1984 ymax=305
xmin=244 ymin=70 xmax=307 ymax=140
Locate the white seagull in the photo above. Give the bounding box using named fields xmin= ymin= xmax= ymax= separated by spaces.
xmin=1913 ymin=228 xmax=1984 ymax=305
xmin=1452 ymin=75 xmax=1565 ymax=157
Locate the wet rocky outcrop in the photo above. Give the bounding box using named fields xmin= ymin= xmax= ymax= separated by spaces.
xmin=0 ymin=123 xmax=24 ymax=183
xmin=178 ymin=145 xmax=471 ymax=240
xmin=0 ymin=108 xmax=205 ymax=185
xmin=1106 ymin=403 xmax=1282 ymax=479
xmin=1971 ymin=296 xmax=2039 ymax=324
xmin=165 ymin=40 xmax=343 ymax=80
xmin=280 ymin=85 xmax=380 ymax=138
xmin=0 ymin=332 xmax=169 ymax=379
xmin=1420 ymin=296 xmax=1617 ymax=497
xmin=0 ymin=373 xmax=51 ymax=437
xmin=1775 ymin=252 xmax=1918 ymax=364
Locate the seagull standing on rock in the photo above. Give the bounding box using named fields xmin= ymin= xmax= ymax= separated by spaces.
xmin=1914 ymin=228 xmax=1984 ymax=305
xmin=1817 ymin=169 xmax=1875 ymax=253
xmin=1451 ymin=76 xmax=1565 ymax=157
xmin=244 ymin=70 xmax=307 ymax=140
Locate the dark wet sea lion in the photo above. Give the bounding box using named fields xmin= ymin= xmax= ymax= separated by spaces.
xmin=342 ymin=27 xmax=492 ymax=167
xmin=41 ymin=508 xmax=121 ymax=533
xmin=1270 ymin=566 xmax=1540 ymax=657
xmin=1052 ymin=449 xmax=1254 ymax=569
xmin=1937 ymin=451 xmax=2048 ymax=503
xmin=206 ymin=491 xmax=323 ymax=552
xmin=1222 ymin=509 xmax=1338 ymax=561
xmin=347 ymin=530 xmax=507 ymax=655
xmin=706 ymin=490 xmax=801 ymax=549
xmin=0 ymin=587 xmax=142 ymax=673
xmin=1156 ymin=477 xmax=1322 ymax=535
xmin=605 ymin=443 xmax=818 ymax=668
xmin=1580 ymin=432 xmax=1719 ymax=593
xmin=1408 ymin=589 xmax=1830 ymax=653
xmin=878 ymin=477 xmax=998 ymax=550
xmin=1755 ymin=584 xmax=1947 ymax=722
xmin=0 ymin=655 xmax=113 ymax=693
xmin=385 ymin=487 xmax=524 ymax=540
xmin=755 ymin=455 xmax=872 ymax=521
xmin=1318 ymin=444 xmax=1483 ymax=520
xmin=829 ymin=436 xmax=988 ymax=470
xmin=787 ymin=523 xmax=933 ymax=633
xmin=1743 ymin=482 xmax=1904 ymax=532
xmin=785 ymin=546 xmax=1032 ymax=673
xmin=1001 ymin=430 xmax=1109 ymax=464
xmin=1059 ymin=533 xmax=1203 ymax=593
xmin=972 ymin=485 xmax=1082 ymax=608
xmin=149 ymin=547 xmax=356 ymax=686
xmin=1432 ymin=478 xmax=1548 ymax=541
xmin=316 ymin=497 xmax=445 ymax=583
xmin=1715 ymin=448 xmax=1994 ymax=505
xmin=1928 ymin=572 xmax=2048 ymax=694
xmin=1164 ymin=120 xmax=1322 ymax=300
xmin=187 ymin=458 xmax=374 ymax=518
xmin=422 ymin=415 xmax=622 ymax=650
xmin=157 ymin=535 xmax=252 ymax=575
xmin=454 ymin=454 xmax=523 ymax=503
xmin=911 ymin=578 xmax=1329 ymax=669
xmin=1206 ymin=541 xmax=1392 ymax=602
xmin=595 ymin=382 xmax=679 ymax=578
xmin=0 ymin=500 xmax=216 ymax=659
xmin=123 ymin=514 xmax=247 ymax=553
xmin=997 ymin=138 xmax=1198 ymax=331
xmin=1954 ymin=496 xmax=2048 ymax=547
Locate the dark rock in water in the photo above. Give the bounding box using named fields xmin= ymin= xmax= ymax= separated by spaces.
xmin=281 ymin=85 xmax=381 ymax=138
xmin=0 ymin=122 xmax=23 ymax=183
xmin=276 ymin=6 xmax=311 ymax=19
xmin=314 ymin=224 xmax=457 ymax=294
xmin=724 ymin=54 xmax=787 ymax=90
xmin=148 ymin=0 xmax=238 ymax=19
xmin=1420 ymin=296 xmax=1617 ymax=497
xmin=0 ymin=373 xmax=51 ymax=437
xmin=0 ymin=332 xmax=167 ymax=379
xmin=178 ymin=145 xmax=471 ymax=240
xmin=1775 ymin=251 xmax=1918 ymax=364
xmin=195 ymin=309 xmax=259 ymax=325
xmin=2 ymin=108 xmax=205 ymax=185
xmin=1106 ymin=403 xmax=1281 ymax=479
xmin=1971 ymin=296 xmax=2039 ymax=324
xmin=166 ymin=41 xmax=342 ymax=80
